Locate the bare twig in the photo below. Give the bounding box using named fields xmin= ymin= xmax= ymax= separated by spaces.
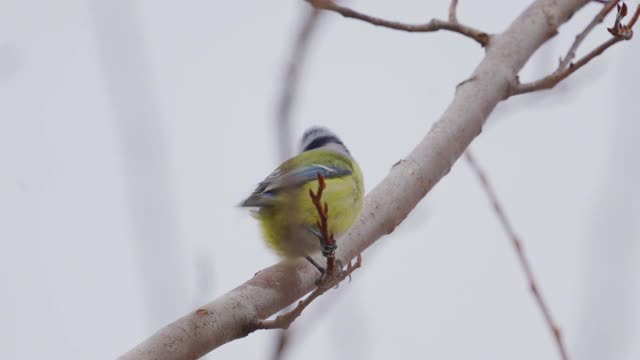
xmin=305 ymin=0 xmax=489 ymax=46
xmin=513 ymin=36 xmax=620 ymax=95
xmin=308 ymin=173 xmax=337 ymax=275
xmin=256 ymin=173 xmax=359 ymax=331
xmin=608 ymin=2 xmax=640 ymax=36
xmin=449 ymin=0 xmax=459 ymax=23
xmin=513 ymin=2 xmax=638 ymax=95
xmin=275 ymin=7 xmax=322 ymax=160
xmin=559 ymin=0 xmax=620 ymax=71
xmin=464 ymin=150 xmax=569 ymax=360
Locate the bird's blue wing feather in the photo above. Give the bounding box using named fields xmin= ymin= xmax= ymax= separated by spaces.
xmin=240 ymin=164 xmax=351 ymax=207
xmin=271 ymin=164 xmax=351 ymax=188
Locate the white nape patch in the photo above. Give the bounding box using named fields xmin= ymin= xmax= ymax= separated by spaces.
xmin=299 ymin=126 xmax=341 ymax=153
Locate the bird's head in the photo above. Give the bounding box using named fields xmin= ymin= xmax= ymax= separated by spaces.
xmin=299 ymin=126 xmax=351 ymax=157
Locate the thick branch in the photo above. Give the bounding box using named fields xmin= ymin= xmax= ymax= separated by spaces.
xmin=305 ymin=0 xmax=489 ymax=46
xmin=465 ymin=151 xmax=569 ymax=360
xmin=120 ymin=1 xmax=591 ymax=359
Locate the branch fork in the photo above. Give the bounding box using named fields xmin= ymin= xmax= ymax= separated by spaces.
xmin=607 ymin=2 xmax=638 ymax=38
xmin=305 ymin=0 xmax=490 ymax=46
xmin=464 ymin=151 xmax=569 ymax=360
xmin=513 ymin=1 xmax=640 ymax=95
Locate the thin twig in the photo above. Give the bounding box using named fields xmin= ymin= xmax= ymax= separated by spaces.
xmin=305 ymin=0 xmax=489 ymax=46
xmin=513 ymin=2 xmax=638 ymax=96
xmin=611 ymin=2 xmax=640 ymax=35
xmin=559 ymin=0 xmax=620 ymax=71
xmin=275 ymin=7 xmax=322 ymax=161
xmin=308 ymin=173 xmax=337 ymax=275
xmin=464 ymin=150 xmax=569 ymax=360
xmin=256 ymin=173 xmax=360 ymax=331
xmin=449 ymin=0 xmax=459 ymax=23
xmin=513 ymin=36 xmax=621 ymax=95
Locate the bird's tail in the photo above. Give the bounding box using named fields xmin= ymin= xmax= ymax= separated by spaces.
xmin=238 ymin=193 xmax=275 ymax=207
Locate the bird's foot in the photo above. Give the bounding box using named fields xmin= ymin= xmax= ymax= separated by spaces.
xmin=305 ymin=256 xmax=327 ymax=285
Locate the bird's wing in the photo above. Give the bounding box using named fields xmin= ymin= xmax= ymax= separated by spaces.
xmin=240 ymin=162 xmax=352 ymax=207
xmin=260 ymin=164 xmax=351 ymax=193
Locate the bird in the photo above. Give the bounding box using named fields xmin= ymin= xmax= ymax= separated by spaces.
xmin=240 ymin=126 xmax=364 ymax=271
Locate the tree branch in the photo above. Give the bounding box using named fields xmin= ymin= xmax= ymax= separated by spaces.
xmin=305 ymin=0 xmax=490 ymax=46
xmin=256 ymin=255 xmax=361 ymax=330
xmin=513 ymin=37 xmax=621 ymax=95
xmin=449 ymin=0 xmax=459 ymax=23
xmin=464 ymin=151 xmax=569 ymax=360
xmin=559 ymin=0 xmax=620 ymax=71
xmin=120 ymin=1 xmax=594 ymax=358
xmin=513 ymin=2 xmax=638 ymax=95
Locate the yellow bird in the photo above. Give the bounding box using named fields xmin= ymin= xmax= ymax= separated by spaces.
xmin=240 ymin=127 xmax=364 ymax=269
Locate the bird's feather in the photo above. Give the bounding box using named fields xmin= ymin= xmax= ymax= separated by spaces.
xmin=240 ymin=150 xmax=353 ymax=207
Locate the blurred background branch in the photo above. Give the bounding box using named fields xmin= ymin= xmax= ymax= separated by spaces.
xmin=275 ymin=7 xmax=323 ymax=161
xmin=90 ymin=0 xmax=189 ymax=330
xmin=574 ymin=33 xmax=640 ymax=359
xmin=465 ymin=150 xmax=569 ymax=360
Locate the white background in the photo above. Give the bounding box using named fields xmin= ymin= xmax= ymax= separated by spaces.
xmin=1 ymin=1 xmax=638 ymax=359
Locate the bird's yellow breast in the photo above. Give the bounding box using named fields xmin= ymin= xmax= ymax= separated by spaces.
xmin=254 ymin=160 xmax=363 ymax=258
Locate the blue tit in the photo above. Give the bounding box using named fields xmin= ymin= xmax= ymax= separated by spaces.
xmin=240 ymin=126 xmax=364 ymax=261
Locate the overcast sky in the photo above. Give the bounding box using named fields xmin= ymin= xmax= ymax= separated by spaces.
xmin=1 ymin=1 xmax=638 ymax=359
